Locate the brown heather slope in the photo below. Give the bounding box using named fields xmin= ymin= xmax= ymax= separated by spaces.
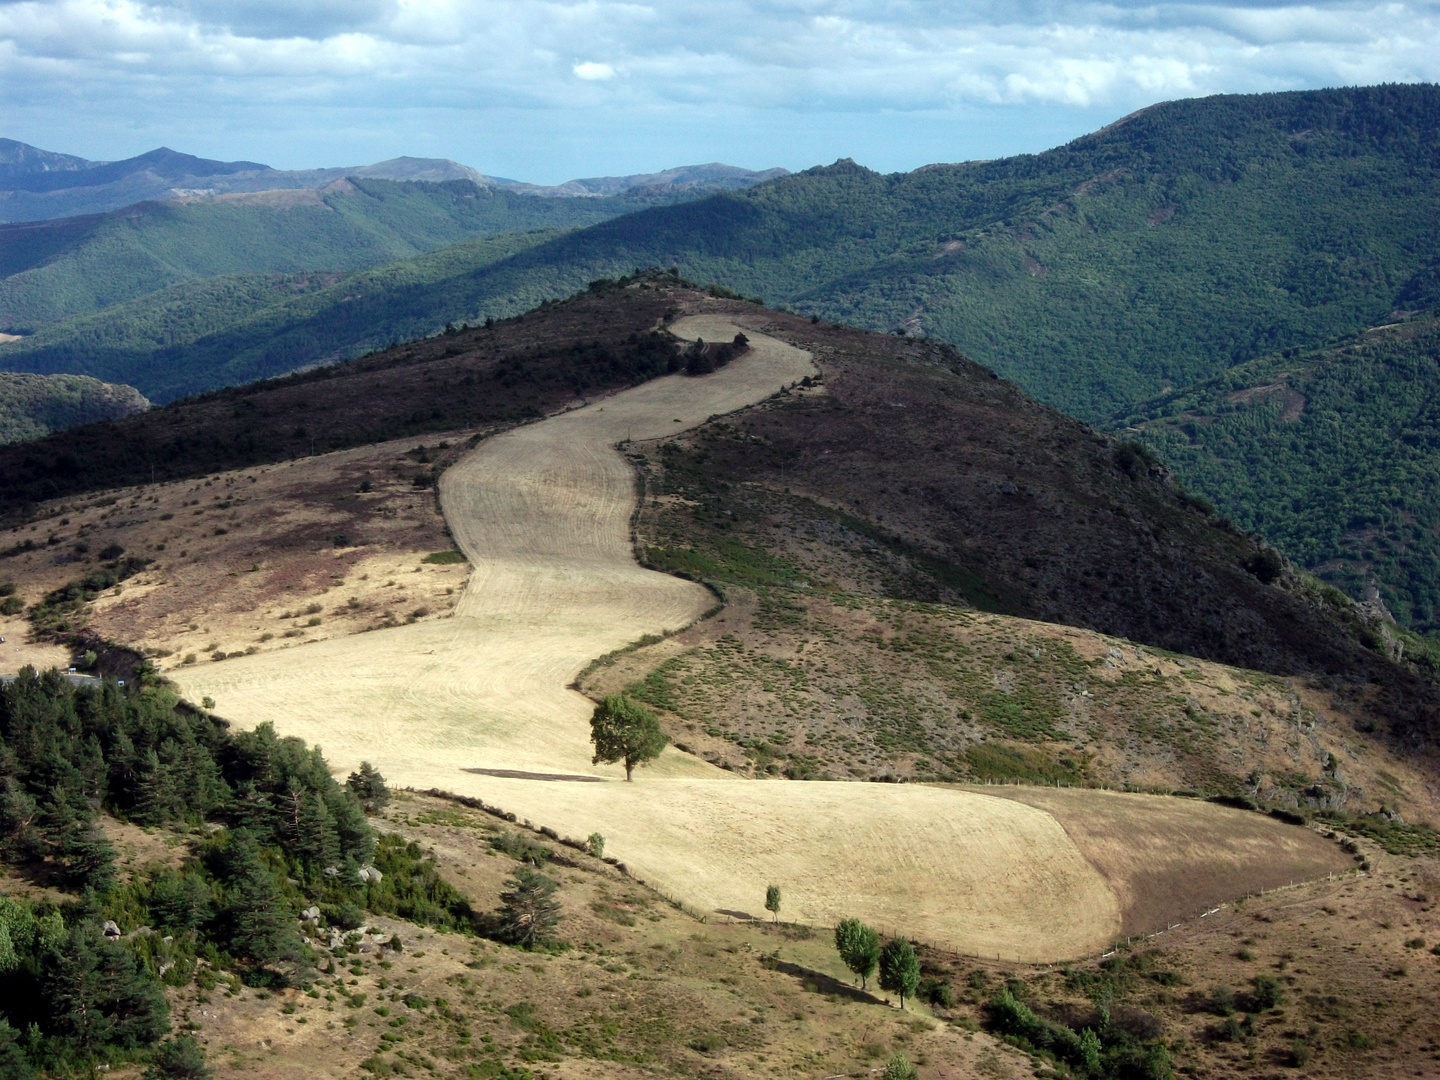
xmin=630 ymin=298 xmax=1440 ymax=758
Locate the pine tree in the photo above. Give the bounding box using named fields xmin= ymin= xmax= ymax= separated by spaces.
xmin=44 ymin=923 xmax=111 ymax=1049
xmin=0 ymin=778 xmax=38 ymax=862
xmin=43 ymin=922 xmax=168 ymax=1049
xmin=345 ymin=762 xmax=389 ymax=812
xmin=146 ymin=1034 xmax=213 ymax=1079
xmin=133 ymin=750 xmax=172 ymax=826
xmin=223 ymin=833 xmax=305 ymax=976
xmin=330 ymin=791 xmax=374 ymax=866
xmin=0 ymin=1017 xmax=35 ymax=1080
xmin=94 ymin=936 xmax=170 ymax=1048
xmin=496 ymin=869 xmax=560 ymax=948
xmin=61 ymin=822 xmax=117 ymax=894
xmin=296 ymin=791 xmax=340 ymax=869
xmin=149 ymin=872 xmax=212 ymax=933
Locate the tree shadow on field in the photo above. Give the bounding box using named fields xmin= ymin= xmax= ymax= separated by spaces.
xmin=761 ymin=956 xmax=885 ymax=1006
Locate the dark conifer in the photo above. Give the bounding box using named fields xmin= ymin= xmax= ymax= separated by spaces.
xmin=345 ymin=762 xmax=389 ymax=812
xmin=496 ymin=869 xmax=561 ymax=948
xmin=223 ymin=833 xmax=306 ymax=976
xmin=0 ymin=1017 xmax=35 ymax=1080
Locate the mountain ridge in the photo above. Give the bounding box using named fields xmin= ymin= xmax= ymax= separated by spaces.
xmin=0 ymin=137 xmax=789 ymax=221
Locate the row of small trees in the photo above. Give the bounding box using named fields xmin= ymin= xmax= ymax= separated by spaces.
xmin=835 ymin=917 xmax=921 ymax=1009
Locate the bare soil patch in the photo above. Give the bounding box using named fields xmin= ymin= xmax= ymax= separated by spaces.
xmin=981 ymin=786 xmax=1352 ymax=937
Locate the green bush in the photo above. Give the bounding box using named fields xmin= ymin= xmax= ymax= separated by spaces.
xmin=1251 ymin=974 xmax=1284 ymax=1010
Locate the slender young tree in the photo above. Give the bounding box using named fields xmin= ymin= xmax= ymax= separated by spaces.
xmin=589 ymin=695 xmax=668 ymax=781
xmin=765 ymin=885 xmax=782 ymax=923
xmin=223 ymin=832 xmax=306 ymax=979
xmin=834 ymin=918 xmax=880 ymax=990
xmin=878 ymin=938 xmax=921 ymax=1010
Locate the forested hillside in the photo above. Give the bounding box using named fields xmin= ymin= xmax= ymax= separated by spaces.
xmin=0 ymin=178 xmax=666 ymax=331
xmin=9 ymin=86 xmax=1438 ymax=418
xmin=0 ymin=372 xmax=147 ymax=444
xmin=290 ymin=83 xmax=1434 ymax=424
xmin=1131 ymin=310 xmax=1440 ymax=631
xmin=0 ymin=230 xmax=564 ymax=400
xmin=0 ymin=666 xmax=469 ymax=1078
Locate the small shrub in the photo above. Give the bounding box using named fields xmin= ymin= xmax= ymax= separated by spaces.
xmin=146 ymin=1034 xmax=213 ymax=1078
xmin=421 ymin=550 xmax=466 ymax=565
xmin=882 ymin=1053 xmax=919 ymax=1080
xmin=1219 ymin=1015 xmax=1247 ymax=1042
xmin=586 ymin=832 xmax=605 ymax=859
xmin=919 ymin=977 xmax=956 ymax=1008
xmin=1251 ymin=974 xmax=1284 ymax=1009
xmin=1209 ymin=984 xmax=1235 ymax=1016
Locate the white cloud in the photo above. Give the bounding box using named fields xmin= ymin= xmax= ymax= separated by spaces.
xmin=573 ymin=60 xmax=616 ymax=80
xmin=0 ymin=0 xmax=1435 ymax=173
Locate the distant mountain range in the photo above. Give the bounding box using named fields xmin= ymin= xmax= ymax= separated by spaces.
xmin=0 ymin=139 xmax=788 ymax=221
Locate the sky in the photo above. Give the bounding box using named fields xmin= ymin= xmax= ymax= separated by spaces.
xmin=0 ymin=0 xmax=1434 ymax=183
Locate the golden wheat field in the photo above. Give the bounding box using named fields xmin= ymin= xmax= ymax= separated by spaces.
xmin=170 ymin=318 xmax=1345 ymax=961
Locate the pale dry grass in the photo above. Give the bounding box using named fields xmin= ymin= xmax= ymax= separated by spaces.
xmin=0 ymin=615 xmax=69 ymax=672
xmin=167 ymin=319 xmax=1343 ymax=964
xmin=463 ymin=775 xmax=1121 ymax=961
xmin=172 ymin=319 xmax=813 ymax=782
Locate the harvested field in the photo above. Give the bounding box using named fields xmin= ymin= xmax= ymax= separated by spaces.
xmin=172 ymin=318 xmax=813 ymax=782
xmin=162 ymin=316 xmax=1356 ymax=963
xmin=451 ymin=775 xmax=1122 ymax=961
xmin=983 ymin=786 xmax=1352 ymax=937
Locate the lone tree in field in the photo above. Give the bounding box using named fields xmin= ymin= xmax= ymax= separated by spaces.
xmin=765 ymin=884 xmax=781 ymax=922
xmin=878 ymin=938 xmax=921 ymax=1009
xmin=590 ymin=695 xmax=668 ymax=781
xmin=834 ymin=918 xmax=880 ymax=990
xmin=496 ymin=868 xmax=561 ymax=948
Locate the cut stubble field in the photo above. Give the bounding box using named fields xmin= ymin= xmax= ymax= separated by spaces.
xmin=171 ymin=312 xmax=1347 ymax=962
